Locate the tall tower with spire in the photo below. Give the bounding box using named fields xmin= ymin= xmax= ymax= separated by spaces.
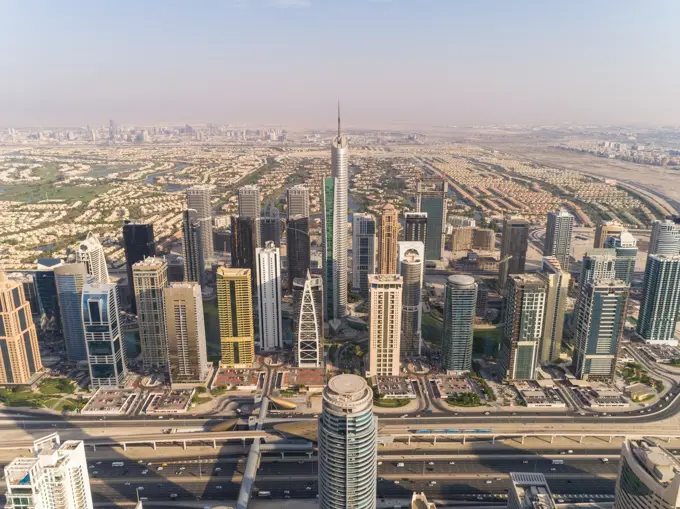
xmin=323 ymin=102 xmax=349 ymax=327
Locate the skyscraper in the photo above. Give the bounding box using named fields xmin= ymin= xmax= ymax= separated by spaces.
xmin=0 ymin=274 xmax=42 ymax=385
xmin=368 ymin=274 xmax=403 ymax=376
xmin=417 ymin=180 xmax=448 ymax=261
xmin=543 ymin=208 xmax=574 ymax=271
xmin=398 ymin=241 xmax=424 ymax=359
xmin=293 ymin=272 xmax=323 ymax=368
xmin=54 ymin=263 xmax=88 ymax=362
xmin=604 ymin=231 xmax=638 ymax=285
xmin=238 ymin=185 xmax=261 ymax=246
xmin=260 ymin=202 xmax=281 ymax=247
xmin=132 ymin=257 xmax=169 ymax=369
xmin=649 ymin=219 xmax=680 ymax=256
xmin=287 ymin=215 xmax=311 ymax=294
xmin=377 ymin=204 xmax=399 ymax=274
xmin=122 ymin=221 xmax=155 ymax=313
xmin=256 ymin=241 xmax=283 ymax=351
xmin=230 ymin=215 xmax=257 ymax=272
xmin=498 ymin=216 xmax=530 ymax=291
xmin=352 ymin=213 xmax=376 ymax=299
xmin=75 ymin=233 xmax=109 ymax=284
xmin=186 ymin=185 xmax=213 ymax=261
xmin=537 ymin=257 xmax=570 ymax=364
xmin=441 ymin=275 xmax=477 ymax=373
xmin=287 ymin=184 xmax=310 ymax=218
xmin=573 ymin=279 xmax=628 ymax=381
xmin=579 ymin=248 xmax=617 ymax=286
xmin=636 ymin=255 xmax=680 ymax=346
xmin=500 ymin=274 xmax=546 ymax=381
xmin=318 ymin=374 xmax=377 ymax=509
xmin=3 ymin=434 xmax=93 ymax=509
xmin=614 ymin=439 xmax=680 ymax=509
xmin=594 ymin=219 xmax=624 ymax=248
xmin=217 ymin=267 xmax=254 ymax=367
xmin=325 ymin=105 xmax=349 ymax=323
xmin=181 ymin=209 xmax=205 ymax=287
xmin=404 ymin=212 xmax=427 ymax=244
xmin=35 ymin=258 xmax=64 ymax=331
xmin=81 ymin=282 xmax=126 ymax=388
xmin=165 ymin=282 xmax=209 ymax=384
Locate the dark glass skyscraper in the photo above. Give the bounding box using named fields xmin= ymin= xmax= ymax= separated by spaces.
xmin=416 ymin=180 xmax=448 ymax=261
xmin=498 ymin=216 xmax=530 ymax=291
xmin=404 ymin=212 xmax=427 ymax=244
xmin=287 ymin=215 xmax=310 ymax=294
xmin=260 ymin=203 xmax=281 ymax=247
xmin=122 ymin=221 xmax=155 ymax=313
xmin=35 ymin=258 xmax=64 ymax=331
xmin=230 ymin=216 xmax=257 ymax=271
xmin=182 ymin=209 xmax=205 ymax=287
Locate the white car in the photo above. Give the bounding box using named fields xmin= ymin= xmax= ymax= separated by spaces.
xmin=449 ymin=461 xmax=455 ymax=465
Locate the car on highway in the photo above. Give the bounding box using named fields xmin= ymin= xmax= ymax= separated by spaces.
xmin=124 ymin=482 xmax=130 ymax=486
xmin=449 ymin=461 xmax=455 ymax=465
xmin=157 ymin=466 xmax=163 ymax=471
xmin=394 ymin=481 xmax=399 ymax=484
xmin=305 ymin=486 xmax=312 ymax=490
xmin=428 ymin=461 xmax=435 ymax=465
xmin=215 ymin=467 xmax=221 ymax=472
xmin=137 ymin=487 xmax=144 ymax=491
xmin=216 ymin=486 xmax=222 ymax=490
xmin=485 ymin=480 xmax=492 ymax=484
xmin=141 ymin=470 xmax=148 ymax=475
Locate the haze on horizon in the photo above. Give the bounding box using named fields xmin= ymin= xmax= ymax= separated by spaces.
xmin=2 ymin=0 xmax=678 ymax=130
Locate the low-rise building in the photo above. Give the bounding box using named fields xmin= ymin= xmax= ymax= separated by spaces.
xmin=508 ymin=472 xmax=556 ymax=509
xmin=372 ymin=376 xmax=416 ymax=399
xmin=143 ymin=389 xmax=194 ymax=414
xmin=80 ymin=389 xmax=139 ymax=415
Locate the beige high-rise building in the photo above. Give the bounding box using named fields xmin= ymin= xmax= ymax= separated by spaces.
xmin=450 ymin=227 xmax=474 ymax=251
xmin=377 ymin=204 xmax=399 ymax=274
xmin=217 ymin=267 xmax=254 ymax=367
xmin=165 ymin=282 xmax=209 ymax=384
xmin=472 ymin=228 xmax=495 ymax=251
xmin=132 ymin=257 xmax=169 ymax=368
xmin=537 ymin=257 xmax=570 ymax=364
xmin=0 ymin=273 xmax=42 ymax=385
xmin=594 ymin=219 xmax=624 ymax=248
xmin=368 ymin=274 xmax=403 ymax=376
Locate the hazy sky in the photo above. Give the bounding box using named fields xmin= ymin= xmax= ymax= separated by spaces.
xmin=2 ymin=0 xmax=678 ymax=129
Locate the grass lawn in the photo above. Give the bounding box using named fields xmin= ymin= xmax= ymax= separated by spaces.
xmin=39 ymin=378 xmax=76 ymax=396
xmin=373 ymin=398 xmax=411 ymax=408
xmin=44 ymin=398 xmax=62 ymax=409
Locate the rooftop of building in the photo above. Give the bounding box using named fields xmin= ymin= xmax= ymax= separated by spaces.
xmin=630 ymin=439 xmax=680 ymax=486
xmin=216 ymin=266 xmax=251 ymax=277
xmin=368 ymin=273 xmax=403 ymax=283
xmin=37 ymin=257 xmax=63 ymax=268
xmin=541 ymin=256 xmax=564 ymax=272
xmin=448 ymin=274 xmax=475 ymax=286
xmin=132 ymin=256 xmax=166 ymax=269
xmin=510 ymin=472 xmax=557 ymax=509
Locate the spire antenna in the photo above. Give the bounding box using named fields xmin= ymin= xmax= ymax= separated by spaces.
xmin=337 ymin=99 xmax=341 ymax=138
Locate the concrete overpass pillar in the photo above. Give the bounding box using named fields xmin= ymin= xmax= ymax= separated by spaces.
xmin=122 ymin=443 xmax=127 ymax=451
xmin=492 ymin=436 xmax=495 ymax=445
xmin=608 ymin=436 xmax=612 ymax=443
xmin=152 ymin=442 xmax=157 ymax=450
xmin=521 ymin=436 xmax=525 ymax=445
xmin=462 ymin=435 xmax=466 ymax=445
xmin=182 ymin=441 xmax=187 ymax=450
xmin=433 ymin=436 xmax=437 ymax=445
xmin=213 ymin=440 xmax=217 ymax=449
xmin=280 ymin=452 xmax=285 ymax=459
xmin=579 ymin=436 xmax=584 ymax=444
xmin=408 ymin=436 xmax=411 ymax=445
xmin=92 ymin=444 xmax=97 ymax=452
xmin=550 ymin=436 xmax=554 ymax=444
xmin=242 ymin=438 xmax=246 ymax=447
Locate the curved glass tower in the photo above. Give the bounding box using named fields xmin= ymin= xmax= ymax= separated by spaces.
xmin=330 ymin=104 xmax=349 ymax=319
xmin=318 ymin=374 xmax=377 ymax=509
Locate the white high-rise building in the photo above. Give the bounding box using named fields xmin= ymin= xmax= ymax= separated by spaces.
xmin=287 ymin=184 xmax=310 ymax=218
xmin=75 ymin=233 xmax=109 ymax=284
xmin=132 ymin=257 xmax=169 ymax=368
xmin=293 ymin=272 xmax=323 ymax=367
xmin=318 ymin=374 xmax=377 ymax=509
xmin=4 ymin=434 xmax=93 ymax=509
xmin=81 ymin=283 xmax=126 ymax=388
xmin=649 ymin=219 xmax=680 ymax=256
xmin=186 ymin=185 xmax=214 ymax=262
xmin=368 ymin=274 xmax=403 ymax=376
xmin=238 ymin=185 xmax=261 ymax=246
xmin=544 ymin=208 xmax=574 ymax=271
xmin=330 ymin=104 xmax=349 ymax=319
xmin=614 ymin=439 xmax=680 ymax=509
xmin=256 ymin=241 xmax=283 ymax=351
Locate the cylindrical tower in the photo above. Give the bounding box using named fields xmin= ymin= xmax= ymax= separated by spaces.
xmin=331 ymin=134 xmax=348 ymax=317
xmin=442 ymin=275 xmax=477 ymax=373
xmin=401 ymin=250 xmax=423 ymax=358
xmin=318 ymin=374 xmax=377 ymax=509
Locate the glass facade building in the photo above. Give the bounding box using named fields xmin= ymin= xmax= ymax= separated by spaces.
xmin=441 ymin=275 xmax=477 ymax=372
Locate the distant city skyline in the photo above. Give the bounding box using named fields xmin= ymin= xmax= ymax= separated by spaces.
xmin=2 ymin=1 xmax=679 ymax=127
